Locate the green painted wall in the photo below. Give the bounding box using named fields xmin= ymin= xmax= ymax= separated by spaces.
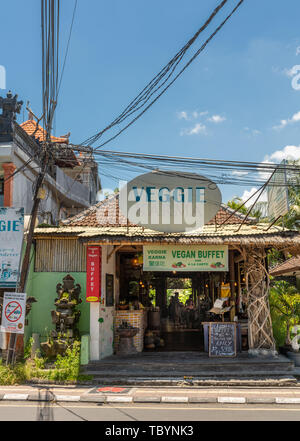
xmin=26 ymin=254 xmax=89 ymax=343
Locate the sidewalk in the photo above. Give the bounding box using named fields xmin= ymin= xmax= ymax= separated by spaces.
xmin=1 ymin=384 xmax=300 ymax=404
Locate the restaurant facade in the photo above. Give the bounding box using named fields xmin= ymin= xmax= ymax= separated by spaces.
xmin=27 ymin=191 xmax=300 ymax=362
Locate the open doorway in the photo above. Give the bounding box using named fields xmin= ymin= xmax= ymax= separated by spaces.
xmin=157 ymin=277 xmax=204 ymax=351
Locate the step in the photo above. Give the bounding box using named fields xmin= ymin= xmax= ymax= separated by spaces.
xmin=82 ymin=375 xmax=298 ymax=387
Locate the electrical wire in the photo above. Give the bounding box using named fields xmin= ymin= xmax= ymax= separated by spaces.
xmin=80 ymin=0 xmax=245 ymax=148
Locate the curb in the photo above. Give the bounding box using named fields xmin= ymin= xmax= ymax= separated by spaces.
xmin=0 ymin=394 xmax=300 ymax=405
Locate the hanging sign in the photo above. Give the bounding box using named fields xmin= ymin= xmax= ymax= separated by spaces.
xmin=1 ymin=292 xmax=27 ymax=334
xmin=119 ymin=170 xmax=221 ymax=233
xmin=0 ymin=208 xmax=24 ymax=288
xmin=143 ymin=244 xmax=228 ymax=272
xmin=86 ymin=246 xmax=101 ymax=302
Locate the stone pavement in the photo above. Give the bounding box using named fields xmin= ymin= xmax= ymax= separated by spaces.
xmin=1 ymin=384 xmax=300 ymax=404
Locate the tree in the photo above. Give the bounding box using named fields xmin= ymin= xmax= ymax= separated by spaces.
xmin=226 ymin=197 xmax=263 ymax=220
xmin=269 ymin=280 xmax=300 ymax=347
xmin=282 ymin=183 xmax=300 ymax=230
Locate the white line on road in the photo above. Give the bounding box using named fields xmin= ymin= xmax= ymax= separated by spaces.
xmin=218 ymin=397 xmax=246 ymax=404
xmin=3 ymin=394 xmax=28 ymax=401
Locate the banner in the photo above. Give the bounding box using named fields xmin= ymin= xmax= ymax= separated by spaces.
xmin=1 ymin=292 xmax=26 ymax=334
xmin=0 ymin=208 xmax=24 ymax=288
xmin=86 ymin=246 xmax=101 ymax=302
xmin=143 ymin=244 xmax=228 ymax=272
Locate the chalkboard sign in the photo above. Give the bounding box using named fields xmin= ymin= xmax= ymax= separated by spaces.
xmin=209 ymin=322 xmax=237 ymax=357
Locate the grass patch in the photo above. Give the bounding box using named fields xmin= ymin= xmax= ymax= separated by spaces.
xmin=0 ymin=340 xmax=92 ymax=385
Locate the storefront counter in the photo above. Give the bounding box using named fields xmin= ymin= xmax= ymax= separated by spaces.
xmin=114 ymin=309 xmax=148 ymax=352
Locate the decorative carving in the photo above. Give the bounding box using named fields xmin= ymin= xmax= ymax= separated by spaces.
xmin=0 ymin=91 xmax=23 ymax=141
xmin=40 ymin=274 xmax=82 ymax=358
xmin=238 ymin=247 xmax=276 ymax=355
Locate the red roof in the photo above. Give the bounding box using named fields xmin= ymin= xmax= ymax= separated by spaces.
xmin=62 ymin=194 xmax=256 ymax=228
xmin=20 ymin=119 xmax=69 ymax=144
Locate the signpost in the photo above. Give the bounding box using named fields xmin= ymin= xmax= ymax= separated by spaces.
xmin=1 ymin=292 xmax=26 ymax=334
xmin=143 ymin=244 xmax=228 ymax=272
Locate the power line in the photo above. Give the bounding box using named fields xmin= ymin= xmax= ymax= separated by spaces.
xmin=80 ymin=0 xmax=245 ymax=148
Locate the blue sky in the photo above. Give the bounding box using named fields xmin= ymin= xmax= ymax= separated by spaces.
xmin=1 ymin=0 xmax=300 ymax=204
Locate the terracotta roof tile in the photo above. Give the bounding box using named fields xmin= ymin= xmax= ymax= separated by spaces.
xmin=61 ymin=194 xmax=256 ymax=228
xmin=20 ymin=120 xmax=69 ymax=144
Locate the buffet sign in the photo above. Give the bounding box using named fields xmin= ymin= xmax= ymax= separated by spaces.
xmin=86 ymin=246 xmax=102 ymax=302
xmin=143 ymin=244 xmax=228 ymax=272
xmin=209 ymin=322 xmax=237 ymax=357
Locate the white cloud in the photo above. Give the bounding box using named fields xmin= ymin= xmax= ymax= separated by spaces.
xmin=296 ymin=46 xmax=300 ymax=56
xmin=207 ymin=114 xmax=226 ymax=123
xmin=266 ymin=144 xmax=300 ymax=162
xmin=272 ymin=110 xmax=300 ymax=130
xmin=180 ymin=123 xmax=207 ymax=136
xmin=241 ymin=187 xmax=267 ymax=207
xmin=232 ymin=170 xmax=249 ymax=177
xmin=177 ymin=110 xmax=208 ymax=121
xmin=243 ymin=127 xmax=261 ymax=136
xmin=177 ymin=111 xmax=189 ymax=120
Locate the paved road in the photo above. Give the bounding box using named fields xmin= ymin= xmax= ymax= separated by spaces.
xmin=0 ymin=402 xmax=300 ymax=421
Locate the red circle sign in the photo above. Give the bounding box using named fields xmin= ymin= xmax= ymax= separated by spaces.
xmin=4 ymin=301 xmax=22 ymax=323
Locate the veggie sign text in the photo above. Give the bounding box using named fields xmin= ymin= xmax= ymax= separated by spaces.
xmin=143 ymin=245 xmax=228 ymax=272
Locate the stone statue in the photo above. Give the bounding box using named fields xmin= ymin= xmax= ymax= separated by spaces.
xmin=0 ymin=91 xmax=23 ymax=141
xmin=41 ymin=274 xmax=82 ymax=358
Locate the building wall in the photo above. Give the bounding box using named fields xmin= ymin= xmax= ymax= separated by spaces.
xmin=26 ymin=266 xmax=90 ymax=344
xmin=90 ymin=245 xmax=117 ymax=360
xmin=26 ymin=243 xmax=118 ymax=361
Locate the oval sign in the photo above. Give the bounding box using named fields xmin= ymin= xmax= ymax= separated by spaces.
xmin=119 ymin=170 xmax=222 ymax=233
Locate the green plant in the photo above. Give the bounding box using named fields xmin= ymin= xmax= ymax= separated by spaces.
xmin=0 ymin=360 xmax=26 ymax=385
xmin=269 ymin=280 xmax=300 ymax=348
xmin=24 ymin=337 xmax=34 ymax=360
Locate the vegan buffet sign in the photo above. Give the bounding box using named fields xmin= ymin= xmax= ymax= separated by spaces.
xmin=143 ymin=245 xmax=228 ymax=272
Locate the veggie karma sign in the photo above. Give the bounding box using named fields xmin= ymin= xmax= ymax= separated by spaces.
xmin=143 ymin=245 xmax=228 ymax=272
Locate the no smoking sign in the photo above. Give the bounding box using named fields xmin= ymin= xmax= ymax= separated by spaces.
xmin=2 ymin=293 xmax=26 ymax=334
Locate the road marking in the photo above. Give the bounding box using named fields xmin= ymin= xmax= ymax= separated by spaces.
xmin=3 ymin=394 xmax=28 ymax=401
xmin=105 ymin=396 xmax=133 ymax=403
xmin=162 ymin=397 xmax=188 ymax=403
xmin=1 ymin=404 xmax=300 ymax=412
xmin=54 ymin=395 xmax=80 ymax=402
xmin=218 ymin=397 xmax=246 ymax=404
xmin=275 ymin=397 xmax=300 ymax=404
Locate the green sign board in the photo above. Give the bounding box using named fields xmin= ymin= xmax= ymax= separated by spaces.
xmin=143 ymin=245 xmax=228 ymax=272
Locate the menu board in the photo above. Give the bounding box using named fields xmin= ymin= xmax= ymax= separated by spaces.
xmin=209 ymin=322 xmax=236 ymax=357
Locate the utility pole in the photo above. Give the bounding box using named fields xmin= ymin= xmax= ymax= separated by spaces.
xmin=6 ymin=142 xmax=50 ymax=365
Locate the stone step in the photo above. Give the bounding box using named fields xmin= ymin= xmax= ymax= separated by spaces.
xmin=82 ymin=374 xmax=298 ymax=387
